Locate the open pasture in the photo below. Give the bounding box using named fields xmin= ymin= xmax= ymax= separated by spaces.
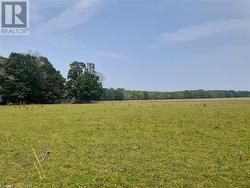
xmin=0 ymin=100 xmax=249 ymax=187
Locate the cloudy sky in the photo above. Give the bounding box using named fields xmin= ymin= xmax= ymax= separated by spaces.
xmin=0 ymin=0 xmax=250 ymax=91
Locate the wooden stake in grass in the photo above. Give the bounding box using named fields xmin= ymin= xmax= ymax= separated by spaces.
xmin=33 ymin=161 xmax=43 ymax=180
xmin=32 ymin=148 xmax=46 ymax=179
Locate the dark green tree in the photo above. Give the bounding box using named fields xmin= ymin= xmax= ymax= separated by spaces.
xmin=38 ymin=56 xmax=65 ymax=103
xmin=66 ymin=61 xmax=103 ymax=102
xmin=0 ymin=53 xmax=65 ymax=104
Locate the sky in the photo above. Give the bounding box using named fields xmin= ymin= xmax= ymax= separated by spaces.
xmin=0 ymin=0 xmax=250 ymax=91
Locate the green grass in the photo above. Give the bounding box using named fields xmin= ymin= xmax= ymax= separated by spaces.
xmin=0 ymin=100 xmax=249 ymax=187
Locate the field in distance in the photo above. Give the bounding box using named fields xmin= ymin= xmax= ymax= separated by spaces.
xmin=0 ymin=100 xmax=249 ymax=187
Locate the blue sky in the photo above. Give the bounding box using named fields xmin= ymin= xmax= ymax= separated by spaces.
xmin=0 ymin=0 xmax=250 ymax=91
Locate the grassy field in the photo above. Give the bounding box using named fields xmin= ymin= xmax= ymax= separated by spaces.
xmin=0 ymin=100 xmax=249 ymax=187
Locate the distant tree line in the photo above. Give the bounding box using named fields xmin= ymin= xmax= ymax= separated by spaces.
xmin=102 ymin=88 xmax=250 ymax=101
xmin=0 ymin=52 xmax=249 ymax=104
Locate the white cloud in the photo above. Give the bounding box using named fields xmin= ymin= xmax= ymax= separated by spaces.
xmin=95 ymin=50 xmax=130 ymax=61
xmin=37 ymin=35 xmax=130 ymax=62
xmin=31 ymin=0 xmax=76 ymax=23
xmin=36 ymin=0 xmax=103 ymax=35
xmin=160 ymin=19 xmax=250 ymax=42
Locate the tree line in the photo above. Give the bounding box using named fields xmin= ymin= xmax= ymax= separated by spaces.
xmin=0 ymin=52 xmax=249 ymax=104
xmin=102 ymin=88 xmax=250 ymax=101
xmin=0 ymin=53 xmax=102 ymax=104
